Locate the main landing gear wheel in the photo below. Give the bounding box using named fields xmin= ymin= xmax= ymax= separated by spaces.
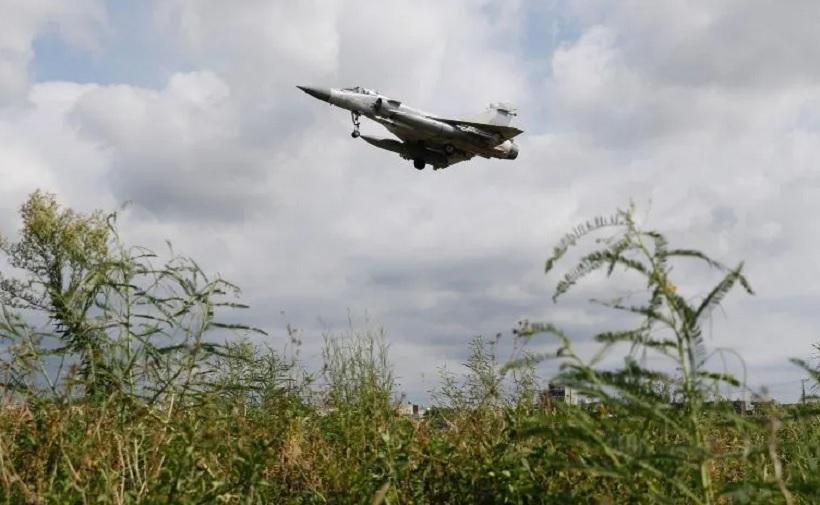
xmin=413 ymin=159 xmax=425 ymax=170
xmin=350 ymin=111 xmax=361 ymax=138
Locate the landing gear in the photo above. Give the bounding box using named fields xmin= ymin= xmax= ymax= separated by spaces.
xmin=350 ymin=111 xmax=361 ymax=138
xmin=413 ymin=159 xmax=425 ymax=170
xmin=444 ymin=144 xmax=455 ymax=155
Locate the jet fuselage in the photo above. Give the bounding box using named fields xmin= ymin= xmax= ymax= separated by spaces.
xmin=298 ymin=85 xmax=520 ymax=170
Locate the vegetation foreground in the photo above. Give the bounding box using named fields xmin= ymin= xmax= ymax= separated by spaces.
xmin=0 ymin=192 xmax=818 ymax=504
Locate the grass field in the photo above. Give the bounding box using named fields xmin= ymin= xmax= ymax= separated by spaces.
xmin=1 ymin=192 xmax=818 ymax=504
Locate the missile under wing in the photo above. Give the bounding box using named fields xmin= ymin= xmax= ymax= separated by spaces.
xmin=298 ymin=85 xmax=522 ymax=171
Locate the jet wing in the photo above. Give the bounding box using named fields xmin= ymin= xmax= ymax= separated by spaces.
xmin=428 ymin=117 xmax=524 ymax=141
xmin=386 ymin=128 xmax=475 ymax=169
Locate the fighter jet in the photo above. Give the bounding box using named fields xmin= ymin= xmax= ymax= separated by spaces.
xmin=298 ymin=85 xmax=522 ymax=171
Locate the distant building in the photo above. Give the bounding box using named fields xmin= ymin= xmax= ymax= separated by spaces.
xmin=540 ymin=383 xmax=581 ymax=408
xmin=397 ymin=402 xmax=425 ymax=419
xmin=731 ymin=399 xmax=753 ymax=415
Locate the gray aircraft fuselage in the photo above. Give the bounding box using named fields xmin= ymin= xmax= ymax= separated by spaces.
xmin=298 ymin=85 xmax=521 ymax=170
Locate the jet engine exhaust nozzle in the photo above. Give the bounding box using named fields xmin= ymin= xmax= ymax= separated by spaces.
xmin=507 ymin=143 xmax=519 ymax=160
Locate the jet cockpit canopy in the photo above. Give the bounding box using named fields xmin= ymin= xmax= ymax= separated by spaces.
xmin=342 ymin=86 xmax=378 ymax=95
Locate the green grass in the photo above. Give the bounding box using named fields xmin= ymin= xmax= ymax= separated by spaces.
xmin=0 ymin=193 xmax=818 ymax=504
xmin=0 ymin=364 xmax=817 ymax=504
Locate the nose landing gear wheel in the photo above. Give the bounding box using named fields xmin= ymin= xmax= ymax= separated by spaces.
xmin=350 ymin=111 xmax=361 ymax=138
xmin=413 ymin=159 xmax=425 ymax=170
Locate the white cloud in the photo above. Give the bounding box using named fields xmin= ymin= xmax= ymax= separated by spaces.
xmin=0 ymin=0 xmax=106 ymax=106
xmin=64 ymin=70 xmax=276 ymax=221
xmin=0 ymin=81 xmax=111 ymax=232
xmin=569 ymin=0 xmax=820 ymax=89
xmin=157 ymin=1 xmax=342 ymax=81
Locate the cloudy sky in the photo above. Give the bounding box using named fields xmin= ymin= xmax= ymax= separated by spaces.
xmin=1 ymin=0 xmax=817 ymax=402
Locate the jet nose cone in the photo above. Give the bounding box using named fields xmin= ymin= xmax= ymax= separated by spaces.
xmin=297 ymin=85 xmax=331 ymax=103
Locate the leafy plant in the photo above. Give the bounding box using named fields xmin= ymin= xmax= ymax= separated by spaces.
xmin=0 ymin=191 xmax=262 ymax=403
xmin=514 ymin=205 xmax=768 ymax=504
xmin=0 ymin=194 xmax=817 ymax=504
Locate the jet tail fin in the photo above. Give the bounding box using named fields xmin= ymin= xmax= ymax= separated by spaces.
xmin=471 ymin=102 xmax=518 ymax=126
